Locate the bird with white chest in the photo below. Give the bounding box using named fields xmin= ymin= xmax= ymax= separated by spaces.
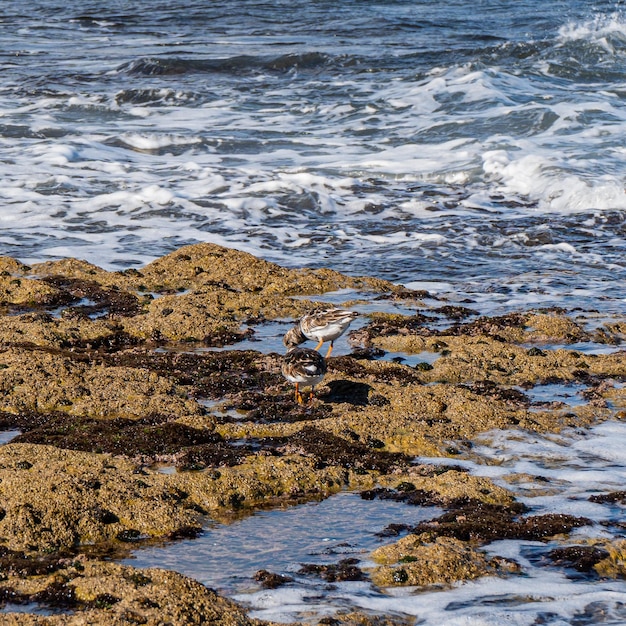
xmin=280 ymin=306 xmax=358 ymax=404
xmin=283 ymin=307 xmax=359 ymax=358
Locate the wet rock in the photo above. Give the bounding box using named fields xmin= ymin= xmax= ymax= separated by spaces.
xmin=105 ymin=348 xmax=282 ymax=400
xmin=0 ymin=275 xmax=69 ymax=308
xmin=263 ymin=426 xmax=413 ymax=474
xmin=589 ymin=491 xmax=626 ymax=505
xmin=254 ymin=569 xmax=293 ymax=589
xmin=299 ymin=558 xmax=365 ymax=582
xmin=592 ymin=539 xmax=626 ymax=578
xmin=370 ymin=534 xmax=492 ymax=587
xmin=409 ymin=501 xmax=591 ymax=543
xmin=318 ymin=613 xmax=414 ymax=626
xmin=367 ymin=469 xmax=515 ymax=509
xmin=13 ymin=414 xmax=224 ymax=462
xmin=41 ymin=275 xmax=142 ymax=317
xmin=0 ymin=348 xmax=202 ymax=420
xmin=0 ymin=444 xmax=201 ymax=552
xmin=0 ymin=558 xmax=260 ymax=625
xmin=548 ymin=545 xmax=611 ymax=573
xmin=171 ymin=453 xmax=349 ymax=518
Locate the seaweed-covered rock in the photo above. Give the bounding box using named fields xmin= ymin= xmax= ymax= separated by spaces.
xmin=0 ymin=348 xmax=202 ymax=420
xmin=0 ymin=445 xmax=201 ymax=552
xmin=593 ymin=539 xmax=626 ymax=579
xmin=0 ymin=558 xmax=261 ymax=625
xmin=370 ymin=534 xmax=491 ymax=587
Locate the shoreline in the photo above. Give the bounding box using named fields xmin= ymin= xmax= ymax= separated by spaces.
xmin=0 ymin=242 xmax=624 ymax=624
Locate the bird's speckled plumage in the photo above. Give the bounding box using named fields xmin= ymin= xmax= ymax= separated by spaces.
xmin=281 ymin=347 xmax=327 ymax=404
xmin=283 ymin=307 xmax=359 ymax=357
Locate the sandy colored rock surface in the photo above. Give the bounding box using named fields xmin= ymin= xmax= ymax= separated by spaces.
xmin=369 ymin=533 xmax=491 ymax=587
xmin=375 ymin=469 xmax=516 ymax=507
xmin=0 ymin=242 xmax=622 ymax=622
xmin=594 ymin=539 xmax=626 ymax=578
xmin=0 ymin=348 xmax=201 ymax=420
xmin=0 ymin=444 xmax=200 ymax=552
xmin=0 ymin=559 xmax=264 ymax=625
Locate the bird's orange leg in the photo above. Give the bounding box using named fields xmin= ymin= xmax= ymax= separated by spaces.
xmin=325 ymin=342 xmax=334 ymax=358
xmin=314 ymin=339 xmax=324 ymax=351
xmin=295 ymin=383 xmax=304 ymax=404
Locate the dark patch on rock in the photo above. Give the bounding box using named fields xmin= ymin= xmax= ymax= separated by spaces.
xmin=527 ymin=347 xmax=546 ymax=357
xmin=0 ymin=546 xmax=76 ymax=577
xmin=461 ymin=380 xmax=530 ymax=407
xmin=298 ymin=558 xmax=365 ymax=582
xmin=0 ymin=553 xmax=131 ymax=612
xmin=547 ymin=545 xmax=610 ymax=573
xmin=202 ymin=327 xmax=254 ymax=348
xmin=254 ymin=569 xmax=294 ymax=589
xmin=375 ymin=523 xmax=412 ymax=538
xmin=361 ymin=486 xmax=442 ymax=507
xmin=347 ymin=346 xmax=386 ymax=360
xmin=41 ymin=275 xmax=141 ymax=317
xmin=166 ymin=526 xmax=203 ymax=540
xmin=328 ymin=356 xmax=422 ymax=385
xmin=359 ymin=314 xmax=434 ymax=340
xmin=12 ymin=414 xmax=234 ymax=464
xmin=116 ymin=529 xmax=144 ymax=543
xmin=358 ymin=311 xmax=526 ymax=344
xmin=432 ymin=305 xmax=478 ymax=320
xmin=410 ymin=500 xmax=591 ymax=543
xmin=225 ymin=391 xmax=332 ymax=422
xmin=177 ymin=439 xmax=263 ymax=470
xmin=66 ymin=326 xmax=142 ymax=352
xmin=589 ymin=491 xmax=626 ymax=505
xmin=322 ymin=379 xmax=373 ymax=405
xmin=262 ymin=426 xmax=412 ymax=474
xmin=104 ymin=349 xmax=281 ymax=400
xmin=446 ymin=312 xmax=529 ymax=339
xmin=373 ymin=288 xmax=434 ymax=301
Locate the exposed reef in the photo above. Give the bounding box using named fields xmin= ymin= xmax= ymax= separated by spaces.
xmin=0 ymin=242 xmax=623 ymax=623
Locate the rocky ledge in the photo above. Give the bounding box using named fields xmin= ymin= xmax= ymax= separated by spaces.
xmin=0 ymin=242 xmax=623 ymax=624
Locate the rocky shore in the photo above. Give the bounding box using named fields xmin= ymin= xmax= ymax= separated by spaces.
xmin=0 ymin=242 xmax=623 ymax=624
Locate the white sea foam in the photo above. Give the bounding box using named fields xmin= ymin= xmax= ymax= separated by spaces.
xmin=558 ymin=12 xmax=626 ymax=52
xmin=234 ymin=418 xmax=626 ymax=624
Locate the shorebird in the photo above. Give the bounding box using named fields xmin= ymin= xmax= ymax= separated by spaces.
xmin=281 ymin=347 xmax=327 ymax=404
xmin=283 ymin=307 xmax=359 ymax=357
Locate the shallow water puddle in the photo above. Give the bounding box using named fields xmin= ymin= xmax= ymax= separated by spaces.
xmin=0 ymin=430 xmax=21 ymax=445
xmin=124 ymin=491 xmax=440 ymax=598
xmin=523 ymin=382 xmax=589 ymax=407
xmin=124 ymin=418 xmax=626 ymax=624
xmin=1 ymin=602 xmax=71 ymax=616
xmin=383 ymin=350 xmax=440 ymax=368
xmin=249 ymin=420 xmax=626 ymax=624
xmin=420 ymin=420 xmax=626 ymax=517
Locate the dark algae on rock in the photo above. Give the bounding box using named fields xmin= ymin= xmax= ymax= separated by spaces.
xmin=0 ymin=243 xmax=624 ymax=623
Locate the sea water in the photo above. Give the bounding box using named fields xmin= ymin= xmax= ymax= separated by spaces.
xmin=1 ymin=0 xmax=625 ymax=314
xmin=2 ymin=0 xmax=626 ymax=622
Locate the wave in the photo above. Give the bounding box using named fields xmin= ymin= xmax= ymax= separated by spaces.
xmin=113 ymin=88 xmax=200 ymax=107
xmin=115 ymin=52 xmax=335 ymax=77
xmin=557 ymin=11 xmax=626 ymax=53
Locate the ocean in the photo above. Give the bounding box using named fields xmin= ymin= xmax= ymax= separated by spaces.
xmin=2 ymin=0 xmax=626 ymax=314
xmin=2 ymin=0 xmax=626 ymax=623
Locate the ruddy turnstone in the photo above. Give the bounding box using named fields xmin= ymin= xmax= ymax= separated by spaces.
xmin=283 ymin=307 xmax=359 ymax=357
xmin=282 ymin=347 xmax=327 ymax=404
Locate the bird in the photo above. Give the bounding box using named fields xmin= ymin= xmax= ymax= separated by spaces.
xmin=283 ymin=307 xmax=359 ymax=357
xmin=281 ymin=347 xmax=327 ymax=404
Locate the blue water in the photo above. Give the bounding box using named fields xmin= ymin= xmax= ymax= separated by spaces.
xmin=2 ymin=1 xmax=626 ymax=623
xmin=0 ymin=0 xmax=625 ymax=314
